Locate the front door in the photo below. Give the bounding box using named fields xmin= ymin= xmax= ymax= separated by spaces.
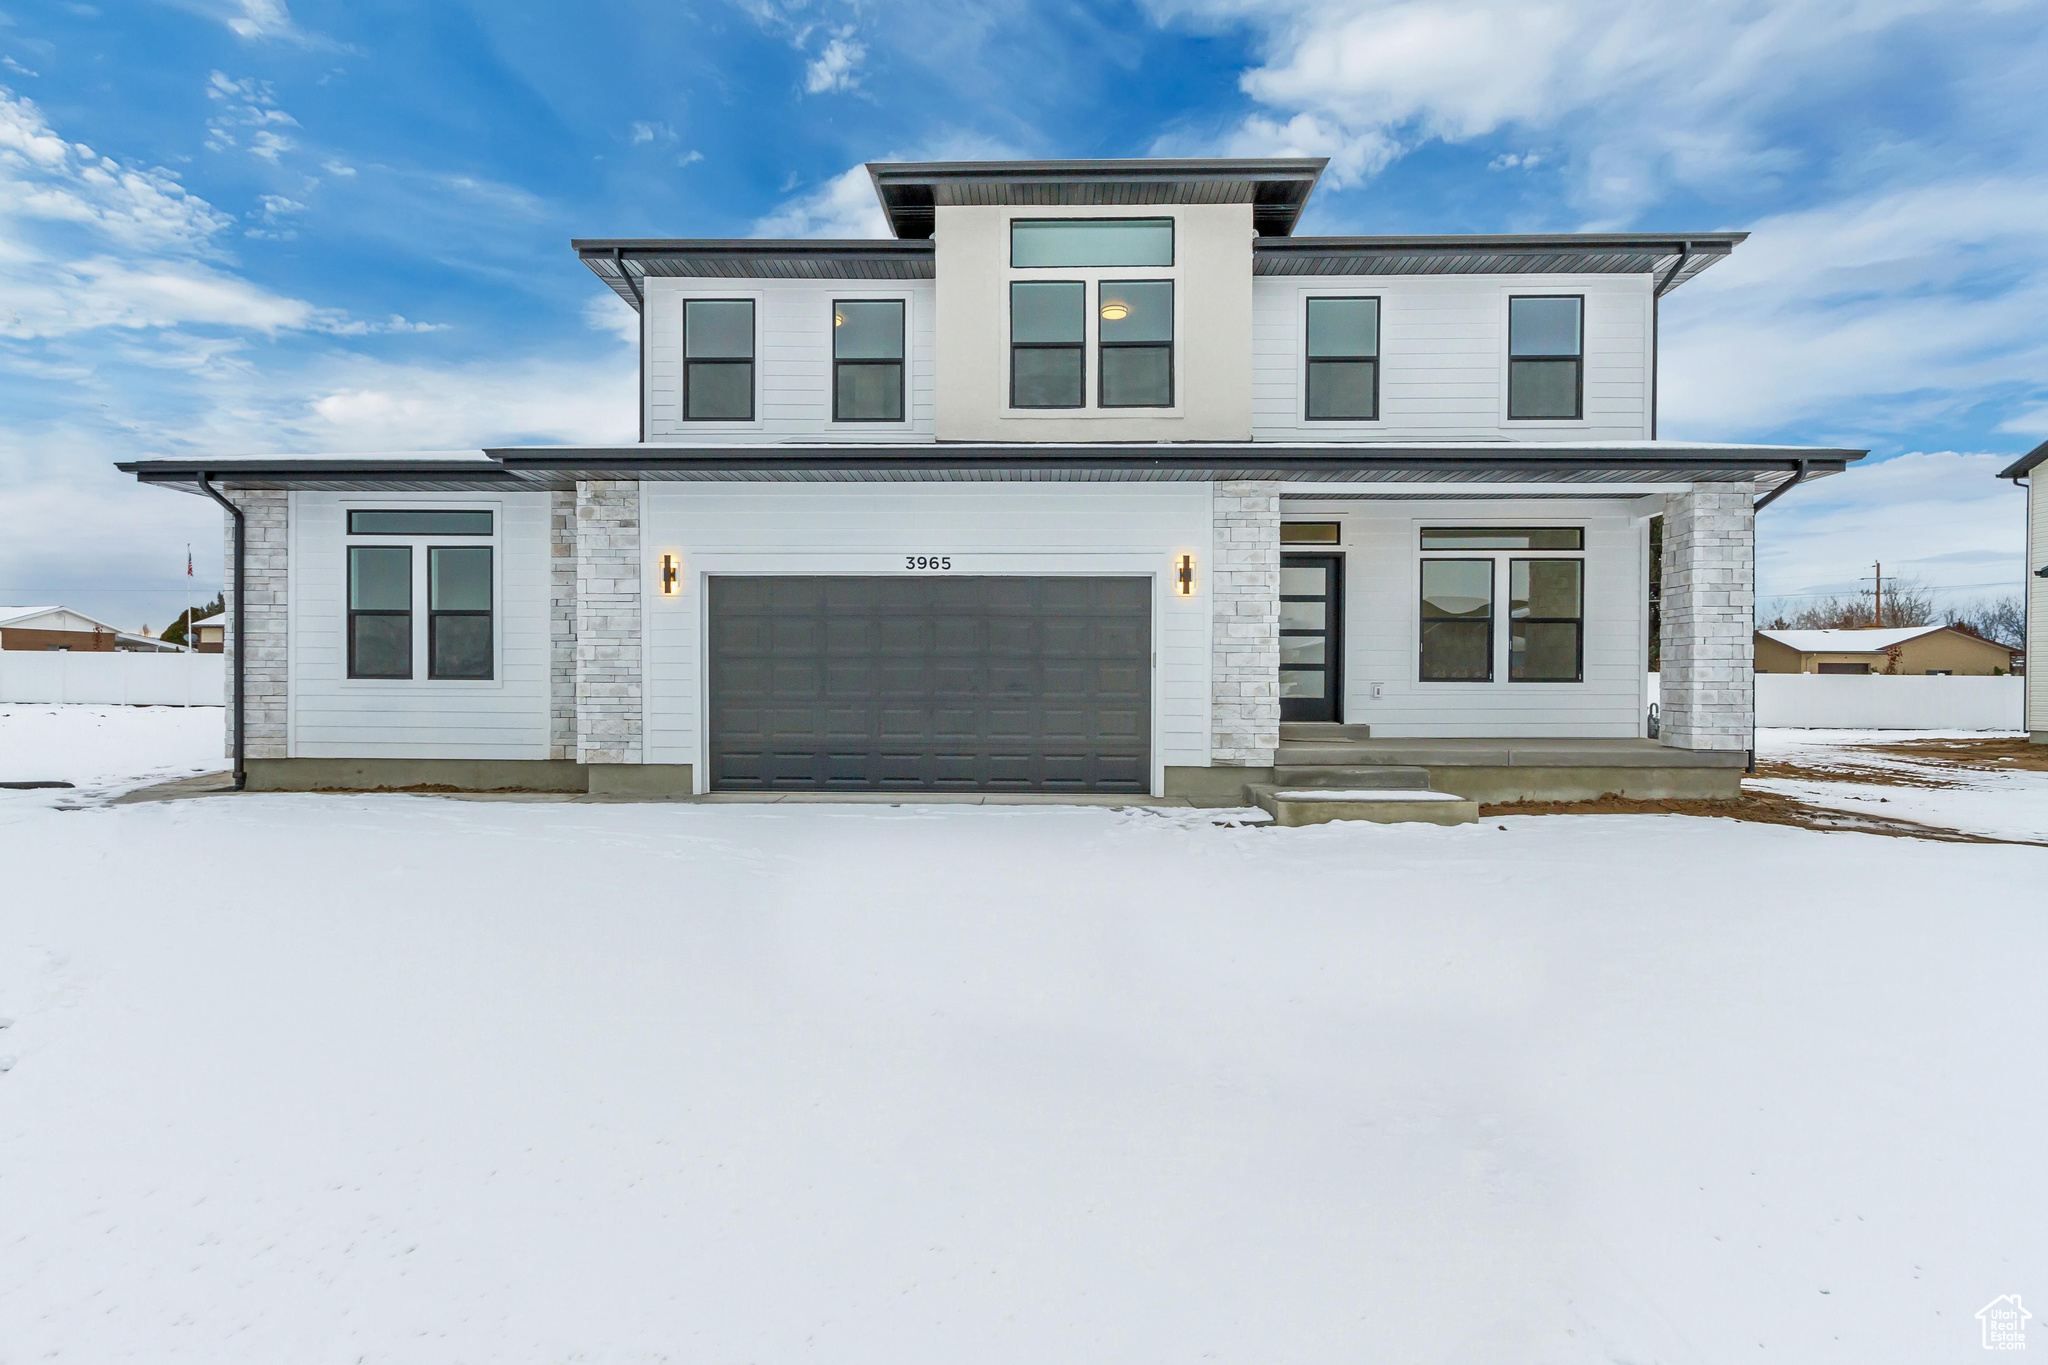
xmin=1279 ymin=554 xmax=1342 ymax=723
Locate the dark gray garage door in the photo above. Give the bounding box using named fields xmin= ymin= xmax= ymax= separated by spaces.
xmin=709 ymin=576 xmax=1150 ymax=793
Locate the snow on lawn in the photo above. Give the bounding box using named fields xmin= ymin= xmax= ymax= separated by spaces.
xmin=1 ymin=719 xmax=2044 ymax=1361
xmin=1752 ymin=727 xmax=2048 ymax=841
xmin=0 ymin=703 xmax=223 ymax=792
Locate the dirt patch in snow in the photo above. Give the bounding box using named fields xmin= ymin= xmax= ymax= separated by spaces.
xmin=1479 ymin=789 xmax=2048 ymax=847
xmin=1750 ymin=758 xmax=1963 ymax=789
xmin=1853 ymin=736 xmax=2048 ymax=772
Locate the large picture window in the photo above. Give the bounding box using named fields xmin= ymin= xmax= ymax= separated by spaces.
xmin=1098 ymin=280 xmax=1172 ymax=408
xmin=348 ymin=545 xmax=412 ymax=679
xmin=1305 ymin=297 xmax=1379 ymax=420
xmin=1510 ymin=558 xmax=1583 ymax=682
xmin=683 ymin=298 xmax=755 ymax=421
xmin=1011 ymin=281 xmax=1084 ymax=408
xmin=1010 ymin=218 xmax=1173 ymax=268
xmin=1508 ymin=296 xmax=1583 ymax=419
xmin=428 ymin=546 xmax=493 ymax=680
xmin=1419 ymin=559 xmax=1494 ymax=681
xmin=833 ymin=299 xmax=904 ymax=422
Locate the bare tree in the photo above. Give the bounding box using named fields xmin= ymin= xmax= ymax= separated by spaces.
xmin=1763 ymin=575 xmax=1937 ymax=630
xmin=1944 ymin=594 xmax=2026 ymax=649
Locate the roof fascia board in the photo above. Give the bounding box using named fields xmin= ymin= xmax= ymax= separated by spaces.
xmin=1997 ymin=437 xmax=2048 ymax=480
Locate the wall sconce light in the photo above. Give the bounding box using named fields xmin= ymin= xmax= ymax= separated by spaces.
xmin=659 ymin=552 xmax=679 ymax=595
xmin=1175 ymin=553 xmax=1196 ymax=597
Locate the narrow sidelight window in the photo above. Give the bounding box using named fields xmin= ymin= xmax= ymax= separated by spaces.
xmin=1510 ymin=558 xmax=1583 ymax=682
xmin=1420 ymin=559 xmax=1493 ymax=681
xmin=1011 ymin=281 xmax=1084 ymax=408
xmin=348 ymin=545 xmax=412 ymax=679
xmin=684 ymin=299 xmax=755 ymax=421
xmin=1508 ymin=296 xmax=1583 ymax=419
xmin=428 ymin=546 xmax=493 ymax=680
xmin=1098 ymin=280 xmax=1172 ymax=407
xmin=1305 ymin=297 xmax=1379 ymax=420
xmin=833 ymin=299 xmax=904 ymax=422
xmin=1010 ymin=218 xmax=1173 ymax=268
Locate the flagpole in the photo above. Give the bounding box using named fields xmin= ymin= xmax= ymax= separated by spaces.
xmin=185 ymin=543 xmax=194 ymax=653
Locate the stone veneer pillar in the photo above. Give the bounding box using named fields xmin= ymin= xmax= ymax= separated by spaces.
xmin=1660 ymin=483 xmax=1755 ymax=751
xmin=1210 ymin=479 xmax=1281 ymax=767
xmin=221 ymin=489 xmax=289 ymax=760
xmin=549 ymin=489 xmax=578 ymax=761
xmin=574 ymin=479 xmax=643 ymax=765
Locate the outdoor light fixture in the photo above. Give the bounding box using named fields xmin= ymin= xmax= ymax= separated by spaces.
xmin=660 ymin=553 xmax=679 ymax=595
xmin=1176 ymin=553 xmax=1195 ymax=596
xmin=833 ymin=310 xmax=845 ymax=327
xmin=1100 ymin=301 xmax=1130 ymax=321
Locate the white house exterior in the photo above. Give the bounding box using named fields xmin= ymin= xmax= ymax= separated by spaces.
xmin=121 ymin=158 xmax=1862 ymax=801
xmin=2000 ymin=438 xmax=2048 ymax=741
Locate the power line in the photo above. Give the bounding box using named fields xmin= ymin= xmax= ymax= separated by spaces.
xmin=1759 ymin=580 xmax=2018 ymax=600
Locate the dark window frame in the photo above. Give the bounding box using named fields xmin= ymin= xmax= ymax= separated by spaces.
xmin=1009 ymin=279 xmax=1086 ymax=410
xmin=347 ymin=544 xmax=412 ymax=681
xmin=1097 ymin=278 xmax=1174 ymax=409
xmin=1304 ymin=295 xmax=1380 ymax=422
xmin=1280 ymin=552 xmax=1344 ymax=723
xmin=682 ymin=297 xmax=757 ymax=423
xmin=1420 ymin=526 xmax=1585 ymax=551
xmin=427 ymin=544 xmax=494 ymax=682
xmin=347 ymin=509 xmax=493 ymax=536
xmin=1507 ymin=294 xmax=1584 ymax=421
xmin=1508 ymin=556 xmax=1585 ymax=684
xmin=1009 ymin=217 xmax=1175 ymax=269
xmin=831 ymin=298 xmax=906 ymax=424
xmin=1418 ymin=557 xmax=1495 ymax=683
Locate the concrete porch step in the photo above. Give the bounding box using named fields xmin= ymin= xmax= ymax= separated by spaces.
xmin=1278 ymin=722 xmax=1373 ymax=742
xmin=1246 ymin=784 xmax=1480 ymax=828
xmin=1275 ymin=743 xmax=1395 ymax=766
xmin=1272 ymin=764 xmax=1432 ymax=789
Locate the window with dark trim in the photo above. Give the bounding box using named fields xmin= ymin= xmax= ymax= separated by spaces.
xmin=1421 ymin=526 xmax=1583 ymax=551
xmin=1010 ymin=218 xmax=1173 ymax=268
xmin=1420 ymin=559 xmax=1493 ymax=681
xmin=1281 ymin=522 xmax=1341 ymax=544
xmin=348 ymin=510 xmax=492 ymax=536
xmin=428 ymin=546 xmax=493 ymax=680
xmin=348 ymin=545 xmax=411 ymax=679
xmin=1509 ymin=557 xmax=1583 ymax=682
xmin=833 ymin=299 xmax=904 ymax=422
xmin=1011 ymin=281 xmax=1084 ymax=408
xmin=1305 ymin=297 xmax=1378 ymax=420
xmin=683 ymin=298 xmax=755 ymax=421
xmin=1507 ymin=295 xmax=1583 ymax=420
xmin=1098 ymin=280 xmax=1172 ymax=408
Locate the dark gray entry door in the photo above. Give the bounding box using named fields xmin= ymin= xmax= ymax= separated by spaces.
xmin=709 ymin=576 xmax=1151 ymax=793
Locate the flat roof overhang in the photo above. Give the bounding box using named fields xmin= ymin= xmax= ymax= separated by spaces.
xmin=865 ymin=158 xmax=1329 ymax=240
xmin=1256 ymin=232 xmax=1747 ymax=293
xmin=1997 ymin=436 xmax=2047 ymax=480
xmin=574 ymin=239 xmax=935 ymax=311
xmin=118 ymin=443 xmax=1861 ymax=505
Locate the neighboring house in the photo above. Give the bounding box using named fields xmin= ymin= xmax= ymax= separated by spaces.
xmin=2001 ymin=437 xmax=2048 ymax=742
xmin=1754 ymin=625 xmax=2019 ymax=676
xmin=0 ymin=605 xmax=182 ymax=653
xmin=187 ymin=611 xmax=226 ymax=653
xmin=117 ymin=157 xmax=1863 ymax=799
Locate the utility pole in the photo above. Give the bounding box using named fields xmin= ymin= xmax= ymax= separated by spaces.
xmin=1862 ymin=560 xmax=1883 ymax=628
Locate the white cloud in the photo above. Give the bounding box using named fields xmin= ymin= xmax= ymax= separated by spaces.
xmin=752 ymin=163 xmax=889 ymax=238
xmin=321 ymin=159 xmax=356 ymax=177
xmin=630 ymin=120 xmax=676 ymax=144
xmin=226 ymin=0 xmax=298 ymax=40
xmin=805 ymin=33 xmax=866 ymax=94
xmin=0 ymin=88 xmax=231 ymax=251
xmin=204 ymin=71 xmax=299 ymax=162
xmin=583 ymin=290 xmax=640 ymax=344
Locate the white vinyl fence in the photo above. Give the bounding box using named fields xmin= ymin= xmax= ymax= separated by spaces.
xmin=0 ymin=650 xmax=224 ymax=705
xmin=1753 ymin=673 xmax=2024 ymax=730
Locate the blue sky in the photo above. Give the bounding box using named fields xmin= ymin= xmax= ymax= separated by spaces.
xmin=2 ymin=0 xmax=2044 ymax=631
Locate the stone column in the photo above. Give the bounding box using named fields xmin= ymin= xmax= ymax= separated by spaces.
xmin=549 ymin=489 xmax=578 ymax=761
xmin=222 ymin=489 xmax=289 ymax=761
xmin=1660 ymin=483 xmax=1755 ymax=751
xmin=1210 ymin=479 xmax=1281 ymax=768
xmin=574 ymin=480 xmax=643 ymax=766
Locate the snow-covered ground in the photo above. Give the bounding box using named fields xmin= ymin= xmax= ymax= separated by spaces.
xmin=0 ymin=702 xmax=222 ymax=792
xmin=1753 ymin=727 xmax=2048 ymax=841
xmin=3 ymin=706 xmax=2044 ymax=1362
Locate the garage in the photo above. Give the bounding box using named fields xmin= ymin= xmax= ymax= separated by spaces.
xmin=708 ymin=576 xmax=1151 ymax=792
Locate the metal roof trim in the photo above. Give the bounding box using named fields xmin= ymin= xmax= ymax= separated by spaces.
xmin=865 ymin=157 xmax=1328 ymax=240
xmin=1997 ymin=437 xmax=2048 ymax=480
xmin=577 ymin=239 xmax=936 ymax=307
xmin=1254 ymin=232 xmax=1745 ymax=291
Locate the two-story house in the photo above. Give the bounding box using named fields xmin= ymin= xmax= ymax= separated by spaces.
xmin=120 ymin=158 xmax=1862 ymax=804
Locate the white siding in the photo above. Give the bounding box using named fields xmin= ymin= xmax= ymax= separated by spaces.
xmin=643 ymin=277 xmax=936 ymax=442
xmin=287 ymin=491 xmax=553 ymax=759
xmin=641 ymin=482 xmax=1213 ymax=792
xmin=2031 ymin=477 xmax=2047 ymax=734
xmin=1288 ymin=497 xmax=1653 ymax=738
xmin=1252 ymin=274 xmax=1654 ymax=443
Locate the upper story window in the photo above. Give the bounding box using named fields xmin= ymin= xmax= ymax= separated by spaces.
xmin=1305 ymin=297 xmax=1379 ymax=421
xmin=1098 ymin=280 xmax=1172 ymax=407
xmin=1011 ymin=281 xmax=1085 ymax=408
xmin=1010 ymin=218 xmax=1173 ymax=268
xmin=684 ymin=298 xmax=755 ymax=421
xmin=1507 ymin=296 xmax=1583 ymax=420
xmin=833 ymin=300 xmax=905 ymax=422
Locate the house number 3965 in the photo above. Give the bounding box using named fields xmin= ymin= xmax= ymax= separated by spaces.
xmin=906 ymin=555 xmax=951 ymax=570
